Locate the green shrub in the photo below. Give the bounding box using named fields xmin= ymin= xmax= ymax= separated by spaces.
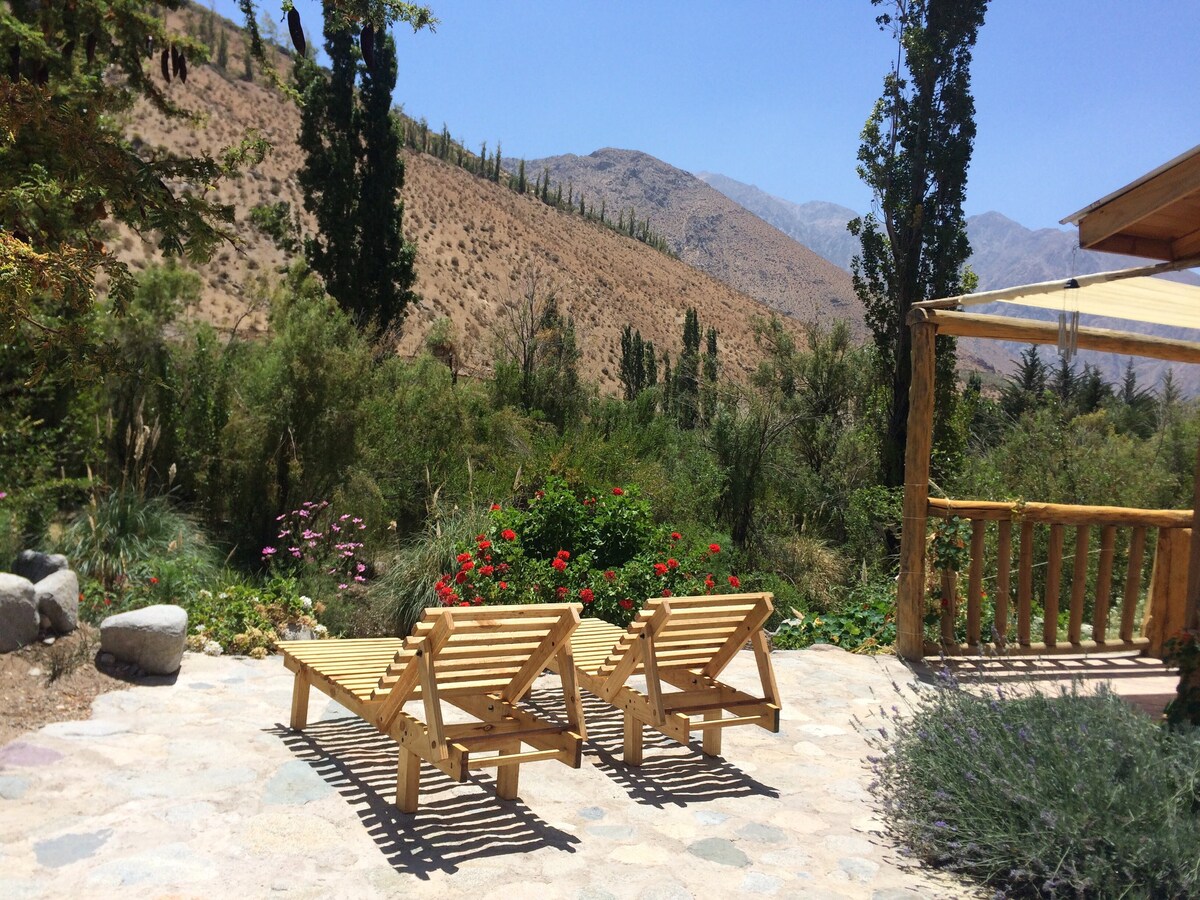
xmin=184 ymin=576 xmax=326 ymax=656
xmin=772 ymin=577 xmax=896 ymax=652
xmin=870 ymin=679 xmax=1200 ymax=898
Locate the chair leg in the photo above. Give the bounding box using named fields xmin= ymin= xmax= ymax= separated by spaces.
xmin=623 ymin=711 xmax=644 ymax=766
xmin=496 ymin=740 xmax=520 ymax=800
xmin=289 ymin=671 xmax=310 ymax=730
xmin=702 ymin=710 xmax=723 ymax=757
xmin=397 ymin=748 xmax=421 ymax=813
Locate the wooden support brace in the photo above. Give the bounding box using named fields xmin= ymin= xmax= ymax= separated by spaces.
xmin=702 ymin=709 xmax=722 ymax=756
xmin=396 ymin=748 xmax=421 ymax=813
xmin=749 ymin=629 xmax=779 ymax=708
xmin=494 ymin=740 xmax=520 ymax=800
xmin=290 ymin=670 xmax=310 ymax=730
xmin=556 ymin=642 xmax=587 ymax=740
xmin=641 ymin=630 xmax=666 ymax=727
xmin=417 ymin=649 xmax=448 ymax=761
xmin=623 ymin=710 xmax=644 ymax=766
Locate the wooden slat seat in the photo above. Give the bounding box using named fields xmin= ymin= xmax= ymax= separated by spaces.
xmin=548 ymin=593 xmax=781 ymax=765
xmin=278 ymin=603 xmax=586 ymax=812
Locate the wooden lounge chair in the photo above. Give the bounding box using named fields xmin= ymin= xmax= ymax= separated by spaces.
xmin=278 ymin=604 xmax=586 ymax=812
xmin=550 ymin=592 xmax=780 ymax=765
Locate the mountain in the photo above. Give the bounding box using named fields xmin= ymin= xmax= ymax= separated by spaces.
xmin=521 ymin=149 xmax=865 ymax=333
xmin=109 ymin=9 xmax=814 ymax=393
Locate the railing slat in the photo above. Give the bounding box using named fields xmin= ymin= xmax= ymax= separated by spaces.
xmin=940 ymin=571 xmax=957 ymax=647
xmin=967 ymin=519 xmax=986 ymax=646
xmin=1069 ymin=526 xmax=1090 ymax=644
xmin=1093 ymin=525 xmax=1117 ymax=643
xmin=1017 ymin=519 xmax=1034 ymax=646
xmin=1120 ymin=526 xmax=1147 ymax=642
xmin=1043 ymin=524 xmax=1065 ymax=647
xmin=995 ymin=520 xmax=1012 ymax=645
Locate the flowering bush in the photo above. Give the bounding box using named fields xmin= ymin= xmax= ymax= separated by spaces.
xmin=183 ymin=577 xmax=328 ymax=656
xmin=262 ymin=500 xmax=368 ymax=591
xmin=433 ymin=479 xmax=739 ymax=626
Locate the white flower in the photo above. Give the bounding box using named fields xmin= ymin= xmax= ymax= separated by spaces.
xmin=198 ymin=589 xmax=212 ymax=600
xmin=202 ymin=640 xmax=224 ymax=656
xmin=218 ymin=592 xmax=229 ymax=600
xmin=194 ymin=624 xmax=206 ymax=633
xmin=300 ymin=596 xmax=313 ymax=609
xmin=314 ymin=624 xmax=328 ymax=635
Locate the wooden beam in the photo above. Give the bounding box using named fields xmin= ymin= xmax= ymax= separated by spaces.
xmin=897 ymin=318 xmax=937 ymax=660
xmin=927 ymin=496 xmax=1193 ymax=528
xmin=1187 ymin=438 xmax=1200 ymax=633
xmin=1087 ymin=233 xmax=1175 ymax=261
xmin=1172 ymin=223 xmax=1200 ymax=261
xmin=1076 ymin=151 xmax=1200 ymax=250
xmin=910 ymin=308 xmax=1200 ymax=365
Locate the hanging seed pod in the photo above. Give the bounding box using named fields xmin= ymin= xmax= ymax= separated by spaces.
xmin=287 ymin=7 xmax=305 ymax=57
xmin=170 ymin=44 xmax=180 ymax=77
xmin=178 ymin=53 xmax=187 ymax=84
xmin=85 ymin=32 xmax=96 ymax=64
xmin=160 ymin=47 xmax=170 ymax=82
xmin=61 ymin=39 xmax=75 ymax=62
xmin=360 ymin=23 xmax=374 ymax=70
xmin=7 ymin=44 xmax=18 ymax=81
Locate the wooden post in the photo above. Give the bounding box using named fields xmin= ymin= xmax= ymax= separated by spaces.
xmin=290 ymin=670 xmax=310 ymax=730
xmin=1186 ymin=441 xmax=1200 ymax=633
xmin=702 ymin=710 xmax=723 ymax=757
xmin=897 ymin=316 xmax=937 ymax=660
xmin=623 ymin=711 xmax=644 ymax=766
xmin=495 ymin=741 xmax=520 ymax=800
xmin=967 ymin=519 xmax=986 ymax=647
xmin=396 ymin=749 xmax=421 ymax=813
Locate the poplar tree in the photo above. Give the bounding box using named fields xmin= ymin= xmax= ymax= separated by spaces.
xmin=848 ymin=0 xmax=988 ymax=489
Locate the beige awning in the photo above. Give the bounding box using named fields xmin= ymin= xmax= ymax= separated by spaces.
xmin=915 ymin=265 xmax=1200 ymax=332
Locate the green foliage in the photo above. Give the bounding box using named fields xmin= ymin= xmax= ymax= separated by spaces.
xmin=1165 ymin=632 xmax=1200 ymax=729
xmin=929 ymin=515 xmax=971 ymax=573
xmin=849 ymin=0 xmax=988 ymax=489
xmin=184 ymin=577 xmax=327 ymax=655
xmin=772 ymin=578 xmax=897 ymax=651
xmin=870 ymin=679 xmax=1200 ymax=898
xmin=248 ymin=201 xmax=300 ymax=252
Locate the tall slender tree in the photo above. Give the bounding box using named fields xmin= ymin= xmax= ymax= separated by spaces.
xmin=848 ymin=0 xmax=988 ymax=490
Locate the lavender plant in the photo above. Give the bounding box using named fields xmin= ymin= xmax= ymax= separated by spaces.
xmin=867 ymin=673 xmax=1200 ymax=898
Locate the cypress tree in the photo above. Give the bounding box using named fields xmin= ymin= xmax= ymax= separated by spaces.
xmin=217 ymin=29 xmax=228 ymax=70
xmin=493 ymin=142 xmax=502 ymax=181
xmin=644 ymin=341 xmax=657 ymax=387
xmin=478 ymin=141 xmax=487 ymax=175
xmin=517 ymin=159 xmax=526 ymax=194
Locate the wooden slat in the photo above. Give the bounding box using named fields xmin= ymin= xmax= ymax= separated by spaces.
xmin=1093 ymin=525 xmax=1118 ymax=642
xmin=1043 ymin=524 xmax=1065 ymax=647
xmin=1120 ymin=526 xmax=1147 ymax=642
xmin=1017 ymin=519 xmax=1034 ymax=645
xmin=1069 ymin=526 xmax=1090 ymax=645
xmin=929 ymin=637 xmax=1150 ymax=657
xmin=468 ymin=749 xmax=561 ymax=769
xmin=967 ymin=518 xmax=986 ymax=646
xmin=927 ymin=496 xmax=1193 ymax=529
xmin=995 ymin=520 xmax=1012 ymax=644
xmin=702 ymin=595 xmax=773 ymax=678
xmin=503 ymin=606 xmax=580 ymax=701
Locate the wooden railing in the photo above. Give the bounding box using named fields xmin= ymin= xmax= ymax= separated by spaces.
xmin=925 ymin=497 xmax=1193 ymax=657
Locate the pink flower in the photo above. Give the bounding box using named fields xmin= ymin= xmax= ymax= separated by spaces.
xmin=261 ymin=546 xmax=277 ymax=557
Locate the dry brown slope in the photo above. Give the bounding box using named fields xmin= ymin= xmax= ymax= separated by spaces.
xmin=114 ymin=19 xmax=805 ymax=390
xmin=524 ymin=148 xmax=866 ymax=333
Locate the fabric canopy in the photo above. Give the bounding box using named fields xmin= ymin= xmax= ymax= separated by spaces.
xmin=917 ymin=266 xmax=1200 ymax=332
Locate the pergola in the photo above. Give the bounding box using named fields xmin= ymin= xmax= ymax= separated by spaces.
xmin=895 ymin=145 xmax=1200 ymax=660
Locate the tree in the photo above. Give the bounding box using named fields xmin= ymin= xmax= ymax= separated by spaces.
xmin=674 ymin=308 xmax=702 ymax=429
xmin=848 ymin=0 xmax=989 ymax=490
xmin=217 ymin=28 xmax=229 ymax=70
xmin=1000 ymin=344 xmax=1049 ymax=420
xmin=296 ymin=9 xmax=418 ymax=332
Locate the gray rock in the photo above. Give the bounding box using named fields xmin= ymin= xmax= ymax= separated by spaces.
xmin=35 ymin=569 xmax=79 ymax=634
xmin=277 ymin=622 xmax=314 ymax=641
xmin=0 ymin=573 xmax=39 ymax=652
xmin=33 ymin=829 xmax=113 ymax=868
xmin=12 ymin=550 xmax=69 ymax=584
xmin=100 ymin=604 xmax=187 ymax=675
xmin=686 ymin=837 xmax=749 ymax=867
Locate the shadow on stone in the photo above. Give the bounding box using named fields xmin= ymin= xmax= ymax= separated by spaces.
xmin=267 ymin=716 xmax=579 ymax=879
xmin=526 ymin=690 xmax=780 ymax=808
xmin=93 ymin=651 xmax=179 ymax=686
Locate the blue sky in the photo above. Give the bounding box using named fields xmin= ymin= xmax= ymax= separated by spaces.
xmin=222 ymin=1 xmax=1199 ymax=230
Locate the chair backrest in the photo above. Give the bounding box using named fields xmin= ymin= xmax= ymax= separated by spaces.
xmin=371 ymin=604 xmax=581 ymax=701
xmin=596 ymin=593 xmax=773 ymax=679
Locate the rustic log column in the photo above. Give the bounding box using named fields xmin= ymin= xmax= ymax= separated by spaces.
xmin=897 ymin=313 xmax=937 ymax=661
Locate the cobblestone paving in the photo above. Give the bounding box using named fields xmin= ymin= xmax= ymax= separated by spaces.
xmin=0 ymin=645 xmax=974 ymax=898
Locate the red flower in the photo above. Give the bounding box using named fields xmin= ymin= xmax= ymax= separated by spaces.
xmin=552 ymin=557 xmax=567 ymax=572
xmin=459 ymin=601 xmax=471 ymax=607
xmin=499 ymin=581 xmax=508 ymax=590
xmin=556 ymin=586 xmax=569 ymax=599
xmin=556 ymin=549 xmax=570 ymax=560
xmin=667 ymin=558 xmax=679 ymax=569
xmin=603 ymin=570 xmax=616 ymax=581
xmin=498 ymin=563 xmax=510 ymax=573
xmin=535 ymin=490 xmax=545 ymax=499
xmin=455 ymin=571 xmax=468 ymax=584
xmin=708 ymin=543 xmax=721 ymax=554
xmin=670 ymin=531 xmax=682 ymax=541
xmin=473 ymin=596 xmax=484 ymax=605
xmin=501 ymin=529 xmax=517 ymax=541
xmin=619 ymin=598 xmax=633 ymax=610
xmin=456 ymin=551 xmax=472 ymax=564
xmin=149 ymin=576 xmax=159 ymax=585
xmin=662 ymin=589 xmax=672 ymax=597
xmin=728 ymin=575 xmax=740 ymax=588
xmin=460 ymin=560 xmax=475 ymax=572
xmin=579 ymin=588 xmax=595 ymax=604
xmin=479 ymin=565 xmax=495 ymax=576
xmin=612 ymin=487 xmax=624 ymax=496
xmin=490 ymin=503 xmax=501 ymax=511
xmin=653 ymin=562 xmax=668 ymax=576
xmin=477 ymin=539 xmax=492 ymax=550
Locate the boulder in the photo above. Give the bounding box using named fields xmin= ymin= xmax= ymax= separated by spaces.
xmin=35 ymin=569 xmax=79 ymax=634
xmin=12 ymin=550 xmax=69 ymax=584
xmin=100 ymin=604 xmax=188 ymax=675
xmin=0 ymin=574 xmax=39 ymax=652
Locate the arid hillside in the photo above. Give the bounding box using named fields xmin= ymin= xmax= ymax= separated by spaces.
xmin=110 ymin=11 xmax=814 ymax=391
